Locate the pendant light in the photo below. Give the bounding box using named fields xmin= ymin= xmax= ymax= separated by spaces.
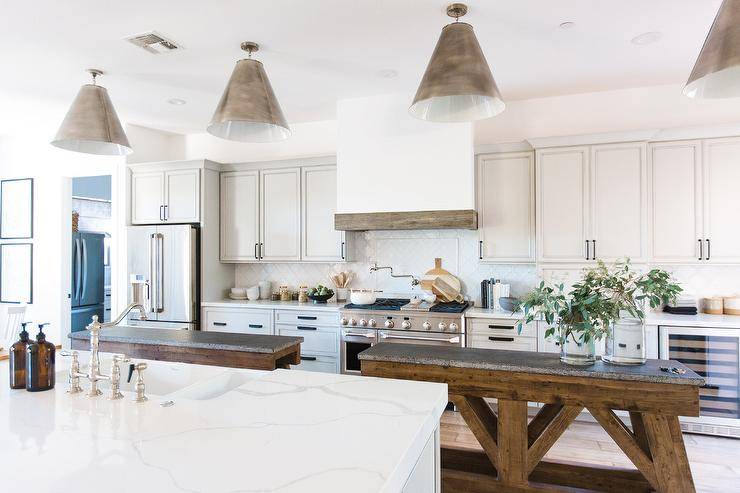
xmin=208 ymin=42 xmax=291 ymax=142
xmin=684 ymin=0 xmax=740 ymax=98
xmin=51 ymin=69 xmax=132 ymax=156
xmin=409 ymin=3 xmax=505 ymax=122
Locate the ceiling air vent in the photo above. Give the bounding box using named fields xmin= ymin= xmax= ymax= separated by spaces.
xmin=124 ymin=31 xmax=182 ymax=54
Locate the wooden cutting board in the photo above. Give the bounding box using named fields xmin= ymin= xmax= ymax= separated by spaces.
xmin=421 ymin=258 xmax=461 ymax=301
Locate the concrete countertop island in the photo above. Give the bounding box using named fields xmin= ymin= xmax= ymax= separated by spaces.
xmin=70 ymin=327 xmax=304 ymax=370
xmin=1 ymin=358 xmax=448 ymax=493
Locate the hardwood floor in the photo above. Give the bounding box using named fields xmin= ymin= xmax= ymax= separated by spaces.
xmin=440 ymin=411 xmax=740 ymax=493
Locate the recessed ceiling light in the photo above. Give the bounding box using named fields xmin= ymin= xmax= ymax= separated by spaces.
xmin=378 ymin=69 xmax=399 ymax=79
xmin=167 ymin=98 xmax=186 ymax=105
xmin=631 ymin=31 xmax=662 ymax=46
xmin=559 ymin=21 xmax=575 ymax=30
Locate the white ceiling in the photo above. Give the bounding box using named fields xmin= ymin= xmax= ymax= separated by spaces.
xmin=0 ymin=0 xmax=722 ymax=134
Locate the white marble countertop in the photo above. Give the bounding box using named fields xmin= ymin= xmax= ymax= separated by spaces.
xmin=1 ymin=358 xmax=447 ymax=493
xmin=464 ymin=307 xmax=522 ymax=319
xmin=203 ymin=299 xmax=343 ymax=312
xmin=644 ymin=312 xmax=740 ymax=329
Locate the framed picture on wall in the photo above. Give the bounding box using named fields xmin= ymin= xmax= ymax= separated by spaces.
xmin=0 ymin=243 xmax=33 ymax=304
xmin=0 ymin=178 xmax=34 ymax=239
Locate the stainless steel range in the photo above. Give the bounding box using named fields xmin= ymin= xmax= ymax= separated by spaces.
xmin=339 ymin=298 xmax=468 ymax=374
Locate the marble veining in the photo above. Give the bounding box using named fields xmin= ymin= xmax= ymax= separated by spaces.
xmin=1 ymin=358 xmax=447 ymax=493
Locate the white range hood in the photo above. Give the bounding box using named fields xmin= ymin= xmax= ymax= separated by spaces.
xmin=335 ymin=94 xmax=476 ymax=231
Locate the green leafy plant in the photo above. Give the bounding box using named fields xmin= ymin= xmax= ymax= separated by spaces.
xmin=517 ymin=259 xmax=682 ymax=346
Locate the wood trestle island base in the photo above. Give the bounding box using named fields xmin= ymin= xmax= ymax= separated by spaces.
xmin=359 ymin=343 xmax=704 ymax=493
xmin=70 ymin=327 xmax=302 ymax=371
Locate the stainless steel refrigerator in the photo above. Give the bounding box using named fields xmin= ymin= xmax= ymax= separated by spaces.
xmin=71 ymin=232 xmax=106 ymax=332
xmin=127 ymin=224 xmax=198 ymax=329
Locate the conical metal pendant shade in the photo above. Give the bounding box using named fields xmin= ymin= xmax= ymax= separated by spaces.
xmin=684 ymin=0 xmax=740 ymax=98
xmin=410 ymin=7 xmax=504 ymax=122
xmin=208 ymin=42 xmax=290 ymax=142
xmin=51 ymin=70 xmax=132 ymax=156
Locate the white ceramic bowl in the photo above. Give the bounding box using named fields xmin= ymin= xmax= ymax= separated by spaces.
xmin=350 ymin=290 xmax=377 ymax=305
xmin=246 ymin=286 xmax=260 ymax=301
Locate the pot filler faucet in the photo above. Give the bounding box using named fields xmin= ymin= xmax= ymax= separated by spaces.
xmin=370 ymin=262 xmax=421 ymax=287
xmin=61 ymin=279 xmax=149 ymax=401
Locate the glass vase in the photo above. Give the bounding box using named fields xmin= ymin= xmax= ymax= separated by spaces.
xmin=603 ymin=317 xmax=646 ymax=365
xmin=560 ymin=334 xmax=596 ymax=366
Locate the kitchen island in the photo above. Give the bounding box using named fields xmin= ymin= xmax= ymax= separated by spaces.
xmin=70 ymin=326 xmax=303 ymax=370
xmin=360 ymin=343 xmax=704 ymax=493
xmin=1 ymin=357 xmax=447 ymax=492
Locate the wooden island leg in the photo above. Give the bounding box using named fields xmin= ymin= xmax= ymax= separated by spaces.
xmin=642 ymin=413 xmax=696 ymax=493
xmin=497 ymin=399 xmax=529 ymax=487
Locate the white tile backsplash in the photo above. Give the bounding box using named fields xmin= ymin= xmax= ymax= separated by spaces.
xmin=235 ymin=229 xmax=740 ymax=306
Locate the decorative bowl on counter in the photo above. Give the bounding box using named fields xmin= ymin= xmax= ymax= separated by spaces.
xmin=499 ymin=296 xmax=521 ymax=312
xmin=307 ymin=285 xmax=334 ymax=304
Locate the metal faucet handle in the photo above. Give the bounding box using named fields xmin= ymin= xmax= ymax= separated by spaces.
xmin=61 ymin=350 xmax=83 ymax=394
xmin=108 ymin=354 xmax=130 ymax=401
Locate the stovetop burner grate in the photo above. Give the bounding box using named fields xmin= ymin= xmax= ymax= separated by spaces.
xmin=430 ymin=301 xmax=470 ymax=313
xmin=343 ymin=298 xmax=411 ymax=311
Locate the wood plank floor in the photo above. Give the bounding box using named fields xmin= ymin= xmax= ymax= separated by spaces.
xmin=440 ymin=410 xmax=740 ymax=493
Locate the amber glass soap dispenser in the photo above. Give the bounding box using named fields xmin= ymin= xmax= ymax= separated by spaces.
xmin=26 ymin=323 xmax=55 ymax=392
xmin=9 ymin=322 xmax=31 ymax=389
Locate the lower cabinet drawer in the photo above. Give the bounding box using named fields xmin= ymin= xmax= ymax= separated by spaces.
xmin=275 ymin=323 xmax=338 ymax=355
xmin=292 ymin=354 xmax=339 ymax=373
xmin=468 ymin=334 xmax=537 ymax=352
xmin=203 ymin=308 xmax=272 ymax=334
xmin=274 ymin=310 xmax=339 ymax=327
xmin=469 ymin=318 xmax=537 ymax=338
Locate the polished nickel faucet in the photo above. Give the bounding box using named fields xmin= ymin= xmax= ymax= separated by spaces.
xmin=370 ymin=262 xmax=420 ymax=286
xmin=63 ymin=279 xmax=149 ymax=399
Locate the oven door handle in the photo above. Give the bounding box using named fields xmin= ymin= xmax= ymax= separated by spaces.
xmin=344 ymin=332 xmax=376 ymax=339
xmin=379 ymin=333 xmax=460 ymax=344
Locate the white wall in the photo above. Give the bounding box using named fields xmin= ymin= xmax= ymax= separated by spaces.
xmin=474 ymin=83 xmax=740 ymax=145
xmin=183 ymin=120 xmax=337 ymax=163
xmin=336 ymin=94 xmax=474 ymax=214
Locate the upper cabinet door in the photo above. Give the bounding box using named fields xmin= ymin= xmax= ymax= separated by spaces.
xmin=477 ymin=152 xmax=535 ymax=263
xmin=220 ymin=171 xmax=260 ymax=262
xmin=536 ymin=147 xmax=589 ymax=262
xmin=261 ymin=168 xmax=301 ymax=261
xmin=590 ymin=143 xmax=647 ymax=262
xmin=302 ymin=166 xmax=345 ymax=262
xmin=164 ymin=169 xmax=200 ymax=223
xmin=703 ymin=137 xmax=740 ymax=263
xmin=649 ymin=141 xmax=703 ymax=263
xmin=131 ymin=171 xmax=165 ymax=225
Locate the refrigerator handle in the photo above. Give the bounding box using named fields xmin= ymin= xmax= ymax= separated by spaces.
xmin=156 ymin=233 xmax=164 ymax=313
xmin=80 ymin=237 xmax=88 ymax=301
xmin=74 ymin=237 xmax=82 ymax=302
xmin=149 ymin=234 xmax=158 ymax=314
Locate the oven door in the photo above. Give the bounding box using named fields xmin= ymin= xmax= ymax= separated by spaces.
xmin=341 ymin=327 xmax=377 ymax=374
xmin=378 ymin=330 xmax=462 ymax=347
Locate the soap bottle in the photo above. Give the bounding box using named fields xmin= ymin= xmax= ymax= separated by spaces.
xmin=26 ymin=323 xmax=55 ymax=392
xmin=9 ymin=322 xmax=31 ymax=389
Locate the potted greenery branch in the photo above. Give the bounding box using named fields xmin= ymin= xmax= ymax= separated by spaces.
xmin=517 ymin=259 xmax=681 ymax=366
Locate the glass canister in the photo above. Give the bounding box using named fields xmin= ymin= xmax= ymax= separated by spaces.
xmin=298 ymin=285 xmax=309 ymax=303
xmin=279 ymin=285 xmax=291 ymax=302
xmin=603 ymin=317 xmax=646 ymax=365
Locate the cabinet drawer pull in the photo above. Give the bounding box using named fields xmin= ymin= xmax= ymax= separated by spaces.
xmin=701 ymin=384 xmax=720 ymax=390
xmin=341 ymin=241 xmax=346 ymax=260
xmin=213 ymin=322 xmax=227 ymax=327
xmin=479 ymin=240 xmax=483 ymax=260
xmin=618 ymin=343 xmax=627 ymax=348
xmin=585 ymin=239 xmax=590 ymax=260
xmin=592 ymin=239 xmax=596 ymax=259
xmin=489 ymin=336 xmax=515 ymax=342
xmin=698 ymin=239 xmax=703 ymax=261
xmin=488 ymin=324 xmax=514 ymax=330
xmin=297 ymin=326 xmax=317 ymax=331
xmin=249 ymin=324 xmax=263 ymax=329
xmin=297 ymin=316 xmax=317 ymax=321
xmin=301 ymin=356 xmax=317 ymax=361
xmin=254 ymin=243 xmax=259 ymax=260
